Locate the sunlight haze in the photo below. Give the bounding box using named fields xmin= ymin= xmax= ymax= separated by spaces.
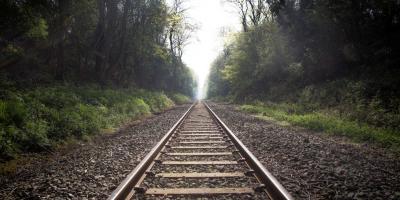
xmin=179 ymin=0 xmax=240 ymax=99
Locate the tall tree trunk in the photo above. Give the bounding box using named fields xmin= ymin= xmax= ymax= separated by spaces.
xmin=242 ymin=15 xmax=248 ymax=32
xmin=95 ymin=0 xmax=106 ymax=82
xmin=55 ymin=41 xmax=64 ymax=80
xmin=107 ymin=0 xmax=132 ymax=82
xmin=169 ymin=28 xmax=175 ymax=56
xmin=54 ymin=0 xmax=71 ymax=81
xmin=96 ymin=0 xmax=118 ymax=84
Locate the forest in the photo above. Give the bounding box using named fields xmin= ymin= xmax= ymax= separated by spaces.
xmin=1 ymin=0 xmax=400 ymax=160
xmin=208 ymin=0 xmax=400 ymax=149
xmin=0 ymin=0 xmax=194 ymax=160
xmin=1 ymin=1 xmax=399 ymax=198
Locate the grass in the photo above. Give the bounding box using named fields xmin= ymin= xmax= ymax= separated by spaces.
xmin=240 ymin=103 xmax=400 ymax=151
xmin=0 ymin=86 xmax=190 ymax=162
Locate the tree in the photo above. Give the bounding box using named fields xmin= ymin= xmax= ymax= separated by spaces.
xmin=227 ymin=0 xmax=249 ymax=31
xmin=0 ymin=0 xmax=195 ymax=96
xmin=209 ymin=0 xmax=400 ymax=116
xmin=226 ymin=0 xmax=271 ymax=31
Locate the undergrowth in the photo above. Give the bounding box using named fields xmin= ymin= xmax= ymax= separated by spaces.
xmin=240 ymin=103 xmax=400 ymax=151
xmin=0 ymin=86 xmax=189 ymax=161
xmin=169 ymin=93 xmax=191 ymax=105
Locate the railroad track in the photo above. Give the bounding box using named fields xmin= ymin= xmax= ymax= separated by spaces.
xmin=108 ymin=102 xmax=293 ymax=200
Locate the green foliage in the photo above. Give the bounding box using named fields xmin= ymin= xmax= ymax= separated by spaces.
xmin=0 ymin=86 xmax=178 ymax=161
xmin=141 ymin=92 xmax=174 ymax=113
xmin=0 ymin=0 xmax=195 ymax=97
xmin=241 ymin=103 xmax=400 ymax=151
xmin=0 ymin=127 xmax=16 ymax=159
xmin=207 ymin=49 xmax=231 ymax=98
xmin=208 ymin=22 xmax=293 ymax=101
xmin=208 ymin=1 xmax=400 ymax=145
xmin=0 ymin=0 xmax=196 ymax=161
xmin=21 ymin=120 xmax=50 ymax=150
xmin=4 ymin=101 xmax=28 ymax=127
xmin=25 ymin=18 xmax=48 ymax=39
xmin=2 ymin=44 xmax=23 ymax=58
xmin=169 ymin=93 xmax=191 ymax=105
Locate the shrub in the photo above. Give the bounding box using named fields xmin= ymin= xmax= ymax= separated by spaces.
xmin=0 ymin=86 xmax=178 ymax=161
xmin=5 ymin=101 xmax=28 ymax=127
xmin=0 ymin=101 xmax=7 ymax=122
xmin=169 ymin=93 xmax=191 ymax=104
xmin=0 ymin=128 xmax=17 ymax=159
xmin=126 ymin=98 xmax=151 ymax=117
xmin=141 ymin=92 xmax=174 ymax=113
xmin=21 ymin=120 xmax=50 ymax=151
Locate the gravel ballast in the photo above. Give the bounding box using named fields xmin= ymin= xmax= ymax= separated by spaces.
xmin=2 ymin=102 xmax=399 ymax=200
xmin=139 ymin=103 xmax=269 ymax=200
xmin=0 ymin=104 xmax=191 ymax=200
xmin=208 ymin=102 xmax=400 ymax=200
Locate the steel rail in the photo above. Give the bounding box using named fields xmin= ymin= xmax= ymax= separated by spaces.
xmin=204 ymin=102 xmax=294 ymax=200
xmin=107 ymin=102 xmax=196 ymax=200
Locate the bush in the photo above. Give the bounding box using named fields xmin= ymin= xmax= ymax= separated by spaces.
xmin=169 ymin=93 xmax=191 ymax=104
xmin=0 ymin=86 xmax=178 ymax=161
xmin=140 ymin=91 xmax=174 ymax=113
xmin=5 ymin=101 xmax=28 ymax=127
xmin=0 ymin=127 xmax=18 ymax=159
xmin=126 ymin=98 xmax=151 ymax=116
xmin=21 ymin=120 xmax=49 ymax=151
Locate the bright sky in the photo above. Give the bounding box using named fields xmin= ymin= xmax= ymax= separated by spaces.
xmin=177 ymin=0 xmax=241 ymax=99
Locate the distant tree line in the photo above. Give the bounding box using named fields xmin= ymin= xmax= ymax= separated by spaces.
xmin=0 ymin=0 xmax=195 ymax=96
xmin=208 ymin=0 xmax=400 ymax=129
